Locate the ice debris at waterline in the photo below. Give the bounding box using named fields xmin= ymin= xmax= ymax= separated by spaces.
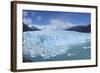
xmin=23 ymin=30 xmax=90 ymax=60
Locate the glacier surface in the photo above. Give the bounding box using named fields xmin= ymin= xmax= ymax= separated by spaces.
xmin=23 ymin=30 xmax=90 ymax=60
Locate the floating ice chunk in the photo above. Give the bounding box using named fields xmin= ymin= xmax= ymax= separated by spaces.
xmin=67 ymin=53 xmax=75 ymax=56
xmin=82 ymin=46 xmax=90 ymax=50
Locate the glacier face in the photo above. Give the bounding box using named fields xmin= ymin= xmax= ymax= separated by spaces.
xmin=23 ymin=30 xmax=91 ymax=61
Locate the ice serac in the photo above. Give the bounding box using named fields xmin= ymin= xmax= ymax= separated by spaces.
xmin=23 ymin=30 xmax=90 ymax=59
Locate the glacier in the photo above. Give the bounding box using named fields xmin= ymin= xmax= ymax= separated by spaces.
xmin=23 ymin=30 xmax=91 ymax=61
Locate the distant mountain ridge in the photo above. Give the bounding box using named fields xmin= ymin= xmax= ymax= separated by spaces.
xmin=23 ymin=23 xmax=40 ymax=32
xmin=23 ymin=23 xmax=91 ymax=33
xmin=66 ymin=24 xmax=91 ymax=33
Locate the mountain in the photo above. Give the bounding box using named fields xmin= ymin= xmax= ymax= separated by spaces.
xmin=23 ymin=23 xmax=40 ymax=32
xmin=66 ymin=24 xmax=91 ymax=33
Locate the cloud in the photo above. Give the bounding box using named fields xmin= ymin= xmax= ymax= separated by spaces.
xmin=37 ymin=16 xmax=42 ymax=20
xmin=47 ymin=19 xmax=74 ymax=30
xmin=23 ymin=18 xmax=32 ymax=25
xmin=32 ymin=19 xmax=75 ymax=30
xmin=23 ymin=11 xmax=28 ymax=17
xmin=23 ymin=18 xmax=87 ymax=31
xmin=31 ymin=12 xmax=35 ymax=16
xmin=22 ymin=17 xmax=79 ymax=30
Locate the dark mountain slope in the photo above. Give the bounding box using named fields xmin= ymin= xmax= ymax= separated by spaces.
xmin=23 ymin=23 xmax=40 ymax=32
xmin=66 ymin=24 xmax=91 ymax=33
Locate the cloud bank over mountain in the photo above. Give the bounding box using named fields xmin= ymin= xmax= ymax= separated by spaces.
xmin=23 ymin=17 xmax=77 ymax=30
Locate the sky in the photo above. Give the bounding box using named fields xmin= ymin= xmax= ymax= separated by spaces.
xmin=23 ymin=10 xmax=91 ymax=30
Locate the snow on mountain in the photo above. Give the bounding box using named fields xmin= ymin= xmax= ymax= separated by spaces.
xmin=23 ymin=30 xmax=90 ymax=60
xmin=23 ymin=23 xmax=40 ymax=32
xmin=32 ymin=24 xmax=73 ymax=30
xmin=32 ymin=19 xmax=74 ymax=30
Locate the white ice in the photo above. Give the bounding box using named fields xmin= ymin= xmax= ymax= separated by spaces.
xmin=23 ymin=30 xmax=90 ymax=59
